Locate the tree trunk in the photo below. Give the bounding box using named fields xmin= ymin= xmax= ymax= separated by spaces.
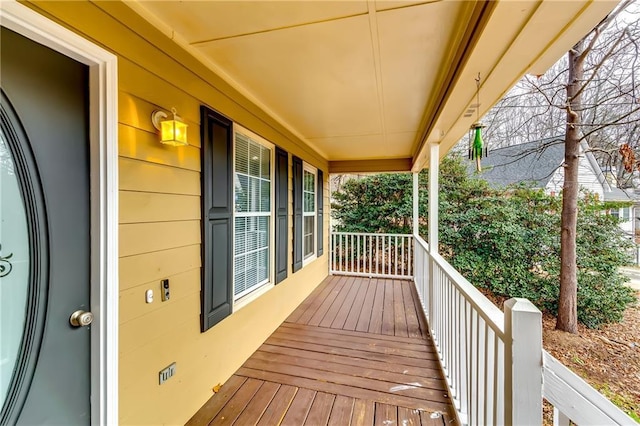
xmin=556 ymin=41 xmax=584 ymax=334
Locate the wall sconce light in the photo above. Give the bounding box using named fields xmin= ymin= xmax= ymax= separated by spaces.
xmin=151 ymin=108 xmax=188 ymax=147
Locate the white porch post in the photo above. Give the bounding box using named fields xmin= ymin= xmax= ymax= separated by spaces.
xmin=427 ymin=142 xmax=439 ymax=325
xmin=412 ymin=171 xmax=419 ymax=236
xmin=412 ymin=171 xmax=419 ymax=279
xmin=504 ymin=298 xmax=543 ymax=425
xmin=428 ymin=142 xmax=439 ymax=251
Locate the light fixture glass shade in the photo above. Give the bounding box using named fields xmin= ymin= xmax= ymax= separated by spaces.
xmin=160 ymin=118 xmax=188 ymax=146
xmin=152 ymin=109 xmax=189 ymax=147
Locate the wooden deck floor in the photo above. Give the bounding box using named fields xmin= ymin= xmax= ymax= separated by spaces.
xmin=187 ymin=275 xmax=457 ymax=425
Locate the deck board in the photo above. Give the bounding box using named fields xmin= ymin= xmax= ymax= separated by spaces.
xmin=369 ymin=279 xmax=385 ymax=334
xmin=308 ymin=275 xmax=346 ymax=326
xmin=280 ymin=388 xmax=316 ymax=425
xmin=351 ymin=399 xmax=375 ymax=426
xmin=342 ymin=278 xmax=368 ymax=331
xmin=240 ymin=357 xmax=448 ymax=402
xmin=277 ymin=322 xmax=433 ymax=350
xmin=330 ymin=277 xmax=359 ymax=329
xmin=187 ymin=275 xmax=457 ymax=425
xmin=186 ymin=375 xmax=246 ymax=426
xmin=247 ymin=349 xmax=444 ymax=390
xmin=258 ymin=344 xmax=443 ymax=379
xmin=209 ymin=378 xmax=262 ymax=425
xmin=320 ymin=276 xmax=354 ymax=328
xmin=381 ymin=279 xmax=396 ymax=335
xmin=399 ymin=406 xmax=422 ymax=425
xmin=328 ymin=395 xmax=355 ymax=425
xmin=394 ymin=280 xmax=409 ymax=337
xmin=355 ymin=278 xmax=377 ymax=333
xmin=305 ymin=392 xmax=335 ymax=425
xmin=255 ymin=385 xmax=297 ymax=426
xmin=234 ymin=381 xmax=280 ymax=425
xmin=271 ymin=324 xmax=435 ymax=357
xmin=374 ymin=403 xmax=397 ymax=426
xmin=403 ymin=281 xmax=423 ymax=338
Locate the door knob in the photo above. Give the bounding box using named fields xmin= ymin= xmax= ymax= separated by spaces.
xmin=69 ymin=310 xmax=93 ymax=327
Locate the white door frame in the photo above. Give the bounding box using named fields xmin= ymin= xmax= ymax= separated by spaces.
xmin=0 ymin=2 xmax=119 ymax=424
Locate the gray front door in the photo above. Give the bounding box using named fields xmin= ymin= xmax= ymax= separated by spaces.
xmin=0 ymin=27 xmax=91 ymax=424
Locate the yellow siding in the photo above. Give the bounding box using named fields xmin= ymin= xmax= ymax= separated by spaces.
xmin=118 ymin=123 xmax=202 ymax=171
xmin=119 ymin=245 xmax=201 ymax=291
xmin=119 ymin=157 xmax=201 ymax=195
xmin=26 ymin=1 xmax=331 ymax=424
xmin=119 ymin=268 xmax=200 ymax=325
xmin=119 ymin=258 xmax=328 ymax=425
xmin=119 ymin=192 xmax=201 ymax=224
xmin=119 ymin=221 xmax=201 ymax=257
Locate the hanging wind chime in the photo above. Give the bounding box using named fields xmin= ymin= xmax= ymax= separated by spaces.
xmin=468 ymin=73 xmax=488 ymax=172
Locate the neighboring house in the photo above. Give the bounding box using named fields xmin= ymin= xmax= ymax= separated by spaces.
xmin=0 ymin=1 xmax=624 ymax=425
xmin=605 ymin=187 xmax=635 ymax=237
xmin=469 ymin=138 xmax=566 ymax=192
xmin=470 ymin=138 xmax=636 ymax=237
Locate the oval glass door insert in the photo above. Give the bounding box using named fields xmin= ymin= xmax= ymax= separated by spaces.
xmin=0 ymin=125 xmax=30 ymax=407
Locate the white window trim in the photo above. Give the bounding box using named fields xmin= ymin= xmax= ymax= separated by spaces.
xmin=232 ymin=125 xmax=275 ymax=311
xmin=0 ymin=1 xmax=119 ymax=423
xmin=302 ymin=163 xmax=317 ymax=266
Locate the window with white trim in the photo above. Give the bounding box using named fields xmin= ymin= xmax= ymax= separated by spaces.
xmin=234 ymin=130 xmax=273 ymax=300
xmin=303 ymin=164 xmax=317 ymax=263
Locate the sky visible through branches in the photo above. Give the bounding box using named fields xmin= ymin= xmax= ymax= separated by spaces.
xmin=456 ymin=0 xmax=640 ymax=187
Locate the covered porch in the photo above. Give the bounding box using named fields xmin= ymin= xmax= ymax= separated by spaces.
xmin=2 ymin=1 xmax=633 ymax=424
xmin=190 ymin=227 xmax=637 ymax=425
xmin=188 ymin=275 xmax=456 ymax=425
xmin=98 ymin=1 xmax=636 ymax=424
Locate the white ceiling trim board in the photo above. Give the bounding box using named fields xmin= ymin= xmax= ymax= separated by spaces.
xmin=189 ymin=12 xmax=369 ymax=46
xmin=365 ymin=0 xmax=387 ymax=147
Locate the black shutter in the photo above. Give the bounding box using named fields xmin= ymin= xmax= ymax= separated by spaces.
xmin=292 ymin=155 xmax=303 ymax=273
xmin=200 ymin=106 xmax=233 ymax=331
xmin=317 ymin=169 xmax=324 ymax=257
xmin=275 ymin=147 xmax=289 ymax=283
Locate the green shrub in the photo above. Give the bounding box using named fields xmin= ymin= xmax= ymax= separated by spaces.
xmin=332 ymin=155 xmax=637 ymax=328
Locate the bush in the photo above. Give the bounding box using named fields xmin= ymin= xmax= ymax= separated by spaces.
xmin=445 ymin=183 xmax=636 ymax=328
xmin=332 ymin=155 xmax=637 ymax=328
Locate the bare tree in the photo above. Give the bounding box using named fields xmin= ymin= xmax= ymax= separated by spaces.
xmin=557 ymin=37 xmax=585 ymax=334
xmin=467 ymin=0 xmax=640 ymax=333
xmin=481 ymin=1 xmax=640 ymax=184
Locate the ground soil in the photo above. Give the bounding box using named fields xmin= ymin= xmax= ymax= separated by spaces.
xmin=541 ymin=290 xmax=640 ymax=423
xmin=481 ymin=288 xmax=640 ymax=423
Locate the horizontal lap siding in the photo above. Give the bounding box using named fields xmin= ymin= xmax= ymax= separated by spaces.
xmin=546 ymin=154 xmax=605 ymax=200
xmin=27 ymin=1 xmax=329 ymax=425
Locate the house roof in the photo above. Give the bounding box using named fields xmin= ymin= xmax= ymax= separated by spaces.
xmin=604 ymin=187 xmax=632 ymax=202
xmin=468 ymin=138 xmax=565 ymax=189
xmin=469 ymin=139 xmax=635 ymax=201
xmin=128 ymin=1 xmax=618 ymax=173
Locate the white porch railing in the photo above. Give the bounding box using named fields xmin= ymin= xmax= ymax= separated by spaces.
xmin=414 ymin=235 xmax=522 ymax=424
xmin=412 ymin=234 xmax=637 ymax=426
xmin=542 ymin=351 xmax=636 ymax=425
xmin=329 ymin=231 xmax=636 ymax=424
xmin=330 ymin=232 xmax=413 ymax=278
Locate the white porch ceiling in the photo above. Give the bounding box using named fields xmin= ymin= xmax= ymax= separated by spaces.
xmin=128 ymin=0 xmax=618 ymax=172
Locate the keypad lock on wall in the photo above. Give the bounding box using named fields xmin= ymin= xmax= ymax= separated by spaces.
xmin=161 ymin=279 xmax=170 ymax=301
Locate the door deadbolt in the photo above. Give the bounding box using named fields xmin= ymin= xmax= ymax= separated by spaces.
xmin=69 ymin=310 xmax=94 ymax=327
